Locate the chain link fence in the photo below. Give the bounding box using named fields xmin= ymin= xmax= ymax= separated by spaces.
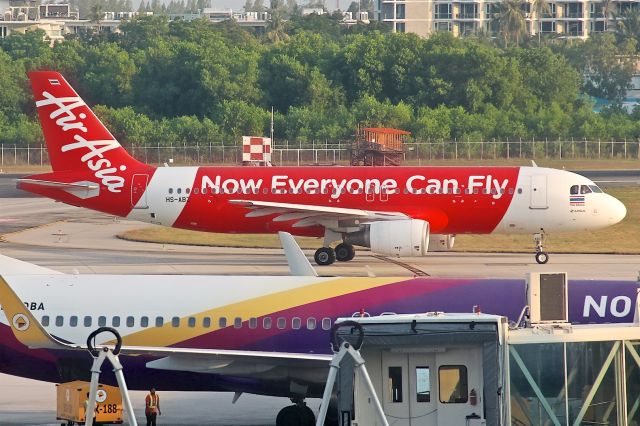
xmin=2 ymin=139 xmax=640 ymax=167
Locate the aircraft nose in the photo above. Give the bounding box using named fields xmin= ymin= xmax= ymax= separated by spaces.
xmin=607 ymin=195 xmax=627 ymax=225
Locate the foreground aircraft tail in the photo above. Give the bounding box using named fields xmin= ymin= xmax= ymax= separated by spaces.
xmin=28 ymin=71 xmax=146 ymax=175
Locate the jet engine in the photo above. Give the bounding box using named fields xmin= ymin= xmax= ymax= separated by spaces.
xmin=428 ymin=234 xmax=455 ymax=251
xmin=343 ymin=219 xmax=430 ymax=257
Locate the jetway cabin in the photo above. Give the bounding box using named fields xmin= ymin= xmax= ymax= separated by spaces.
xmin=328 ymin=274 xmax=640 ymax=426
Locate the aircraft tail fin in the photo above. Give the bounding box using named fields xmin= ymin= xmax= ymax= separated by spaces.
xmin=28 ymin=71 xmax=146 ymax=174
xmin=0 ymin=275 xmax=77 ymax=350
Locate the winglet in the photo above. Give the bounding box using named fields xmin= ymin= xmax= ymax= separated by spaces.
xmin=531 ymin=160 xmax=538 ymax=167
xmin=0 ymin=275 xmax=78 ymax=350
xmin=278 ymin=232 xmax=318 ymax=277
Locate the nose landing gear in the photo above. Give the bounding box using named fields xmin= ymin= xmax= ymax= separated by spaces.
xmin=533 ymin=231 xmax=549 ymax=264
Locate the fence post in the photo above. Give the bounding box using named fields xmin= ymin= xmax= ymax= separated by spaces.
xmin=519 ymin=137 xmax=522 ymax=158
xmin=532 ymin=138 xmax=535 ymax=159
xmin=624 ymin=138 xmax=627 ymax=158
xmin=545 ymin=138 xmax=548 ymax=158
xmin=571 ymin=138 xmax=574 ymax=158
xmin=40 ymin=144 xmax=43 ymax=166
xmin=493 ymin=139 xmax=496 ymax=159
xmin=598 ymin=138 xmax=601 ymax=158
xmin=454 ymin=138 xmax=458 ymax=160
xmin=559 ymin=139 xmax=562 ymax=159
xmin=1 ymin=144 xmax=3 ymax=166
xmin=480 ymin=139 xmax=484 ymax=160
xmin=584 ymin=138 xmax=587 ymax=158
xmin=14 ymin=144 xmax=17 ymax=165
xmin=611 ymin=139 xmax=614 ymax=158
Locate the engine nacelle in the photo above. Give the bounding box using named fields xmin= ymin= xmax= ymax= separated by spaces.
xmin=344 ymin=219 xmax=430 ymax=257
xmin=428 ymin=234 xmax=455 ymax=252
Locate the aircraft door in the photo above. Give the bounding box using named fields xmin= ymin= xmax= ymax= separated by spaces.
xmin=530 ymin=175 xmax=548 ymax=209
xmin=131 ymin=174 xmax=149 ymax=209
xmin=380 ymin=184 xmax=389 ymax=202
xmin=436 ymin=348 xmax=484 ymax=426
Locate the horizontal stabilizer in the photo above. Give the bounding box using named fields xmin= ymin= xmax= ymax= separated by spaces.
xmin=17 ymin=178 xmax=100 ymax=199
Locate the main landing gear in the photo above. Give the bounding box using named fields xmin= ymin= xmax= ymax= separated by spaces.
xmin=533 ymin=231 xmax=549 ymax=264
xmin=314 ymin=243 xmax=356 ymax=266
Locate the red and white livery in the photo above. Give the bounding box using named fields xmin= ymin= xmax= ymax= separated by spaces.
xmin=18 ymin=71 xmax=627 ymax=265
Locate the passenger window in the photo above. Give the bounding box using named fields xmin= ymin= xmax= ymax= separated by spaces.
xmin=292 ymin=317 xmax=301 ymax=330
xmin=172 ymin=317 xmax=180 ymax=328
xmin=389 ymin=367 xmax=403 ymax=402
xmin=570 ymin=185 xmax=579 ymax=195
xmin=70 ymin=316 xmax=78 ymax=327
xmin=84 ymin=316 xmax=92 ymax=327
xmin=439 ymin=365 xmax=468 ymax=403
xmin=112 ymin=316 xmax=121 ymax=327
xmin=188 ymin=317 xmax=196 ymax=328
xmin=193 ymin=188 xmax=200 ymax=195
xmin=42 ymin=315 xmax=50 ymax=326
xmin=168 ymin=188 xmax=173 ymax=194
xmin=203 ymin=317 xmax=211 ymax=328
xmin=219 ymin=317 xmax=227 ymax=328
xmin=580 ymin=185 xmax=592 ymax=194
xmin=234 ymin=317 xmax=242 ymax=328
xmin=177 ymin=188 xmax=182 ymax=194
xmin=306 ymin=318 xmax=316 ymax=330
xmin=126 ymin=316 xmax=135 ymax=327
xmin=56 ymin=316 xmax=64 ymax=327
xmin=98 ymin=316 xmax=106 ymax=327
xmin=416 ymin=367 xmax=430 ymax=402
xmin=517 ymin=188 xmax=523 ymax=194
xmin=263 ymin=317 xmax=272 ymax=329
xmin=277 ymin=317 xmax=286 ymax=329
xmin=508 ymin=188 xmax=514 ymax=194
xmin=155 ymin=317 xmax=164 ymax=327
xmin=185 ymin=188 xmax=191 ymax=195
xmin=141 ymin=316 xmax=149 ymax=327
xmin=249 ymin=317 xmax=257 ymax=329
xmin=322 ymin=318 xmax=332 ymax=330
xmin=201 ymin=188 xmax=208 ymax=195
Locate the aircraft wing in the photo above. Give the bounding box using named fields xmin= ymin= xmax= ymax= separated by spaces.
xmin=0 ymin=275 xmax=331 ymax=374
xmin=0 ymin=254 xmax=61 ymax=275
xmin=229 ymin=199 xmax=408 ymax=228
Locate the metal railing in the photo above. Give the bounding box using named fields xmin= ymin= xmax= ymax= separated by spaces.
xmin=1 ymin=139 xmax=639 ymax=167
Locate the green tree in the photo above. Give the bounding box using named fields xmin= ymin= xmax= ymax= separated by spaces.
xmin=494 ymin=0 xmax=526 ymax=47
xmin=531 ymin=0 xmax=550 ymax=45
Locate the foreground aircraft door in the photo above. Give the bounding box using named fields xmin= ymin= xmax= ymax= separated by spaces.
xmin=131 ymin=174 xmax=149 ymax=209
xmin=530 ymin=175 xmax=548 ymax=209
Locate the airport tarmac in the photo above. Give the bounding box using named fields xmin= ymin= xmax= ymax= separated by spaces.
xmin=0 ymin=172 xmax=638 ymax=425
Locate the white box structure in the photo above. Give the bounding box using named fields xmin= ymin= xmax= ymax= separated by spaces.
xmin=242 ymin=136 xmax=271 ymax=164
xmin=526 ymin=272 xmax=568 ymax=324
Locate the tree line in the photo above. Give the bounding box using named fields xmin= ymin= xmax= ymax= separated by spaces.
xmin=1 ymin=14 xmax=640 ymax=148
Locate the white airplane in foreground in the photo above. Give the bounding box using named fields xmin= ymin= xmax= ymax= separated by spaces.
xmin=18 ymin=71 xmax=627 ymax=264
xmin=0 ymin=234 xmax=637 ymax=408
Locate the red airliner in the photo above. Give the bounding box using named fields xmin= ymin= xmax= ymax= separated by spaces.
xmin=18 ymin=71 xmax=627 ymax=265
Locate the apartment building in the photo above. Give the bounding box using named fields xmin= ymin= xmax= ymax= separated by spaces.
xmin=376 ymin=0 xmax=632 ymax=38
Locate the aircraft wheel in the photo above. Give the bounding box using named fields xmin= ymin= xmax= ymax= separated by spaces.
xmin=314 ymin=247 xmax=336 ymax=266
xmin=335 ymin=243 xmax=355 ymax=262
xmin=535 ymin=251 xmax=549 ymax=264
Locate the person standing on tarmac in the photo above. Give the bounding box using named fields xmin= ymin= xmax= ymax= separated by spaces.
xmin=276 ymin=396 xmax=316 ymax=426
xmin=145 ymin=388 xmax=161 ymax=426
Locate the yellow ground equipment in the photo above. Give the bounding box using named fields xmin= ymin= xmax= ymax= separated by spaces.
xmin=56 ymin=380 xmax=123 ymax=425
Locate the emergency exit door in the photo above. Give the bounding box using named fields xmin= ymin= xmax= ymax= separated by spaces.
xmin=530 ymin=175 xmax=548 ymax=209
xmin=131 ymin=174 xmax=149 ymax=209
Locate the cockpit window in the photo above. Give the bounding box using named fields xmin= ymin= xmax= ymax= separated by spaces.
xmin=589 ymin=185 xmax=603 ymax=193
xmin=580 ymin=185 xmax=592 ymax=194
xmin=570 ymin=185 xmax=579 ymax=195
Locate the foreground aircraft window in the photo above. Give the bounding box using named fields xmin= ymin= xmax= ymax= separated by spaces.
xmin=570 ymin=185 xmax=579 ymax=195
xmin=126 ymin=316 xmax=135 ymax=327
xmin=172 ymin=317 xmax=180 ymax=328
xmin=98 ymin=316 xmax=106 ymax=327
xmin=55 ymin=316 xmax=64 ymax=327
xmin=438 ymin=365 xmax=468 ymax=403
xmin=202 ymin=317 xmax=211 ymax=328
xmin=389 ymin=367 xmax=403 ymax=403
xmin=41 ymin=316 xmax=49 ymax=326
xmin=580 ymin=185 xmax=592 ymax=194
xmin=277 ymin=317 xmax=286 ymax=329
xmin=188 ymin=317 xmax=196 ymax=328
xmin=589 ymin=185 xmax=603 ymax=193
xmin=69 ymin=316 xmax=78 ymax=327
xmin=263 ymin=317 xmax=272 ymax=329
xmin=307 ymin=318 xmax=316 ymax=330
xmin=249 ymin=317 xmax=258 ymax=329
xmin=112 ymin=316 xmax=120 ymax=327
xmin=322 ymin=318 xmax=332 ymax=330
xmin=219 ymin=317 xmax=227 ymax=328
xmin=141 ymin=316 xmax=149 ymax=327
xmin=84 ymin=316 xmax=92 ymax=327
xmin=292 ymin=317 xmax=301 ymax=329
xmin=416 ymin=367 xmax=431 ymax=402
xmin=234 ymin=317 xmax=242 ymax=328
xmin=155 ymin=317 xmax=164 ymax=327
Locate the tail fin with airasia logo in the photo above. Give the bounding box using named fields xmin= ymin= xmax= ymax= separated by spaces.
xmin=28 ymin=71 xmax=147 ymax=193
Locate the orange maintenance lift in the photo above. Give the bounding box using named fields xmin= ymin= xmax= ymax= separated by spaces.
xmin=350 ymin=127 xmax=409 ymax=166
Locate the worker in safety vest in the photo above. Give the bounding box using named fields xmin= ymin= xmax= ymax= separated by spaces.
xmin=145 ymin=388 xmax=161 ymax=426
